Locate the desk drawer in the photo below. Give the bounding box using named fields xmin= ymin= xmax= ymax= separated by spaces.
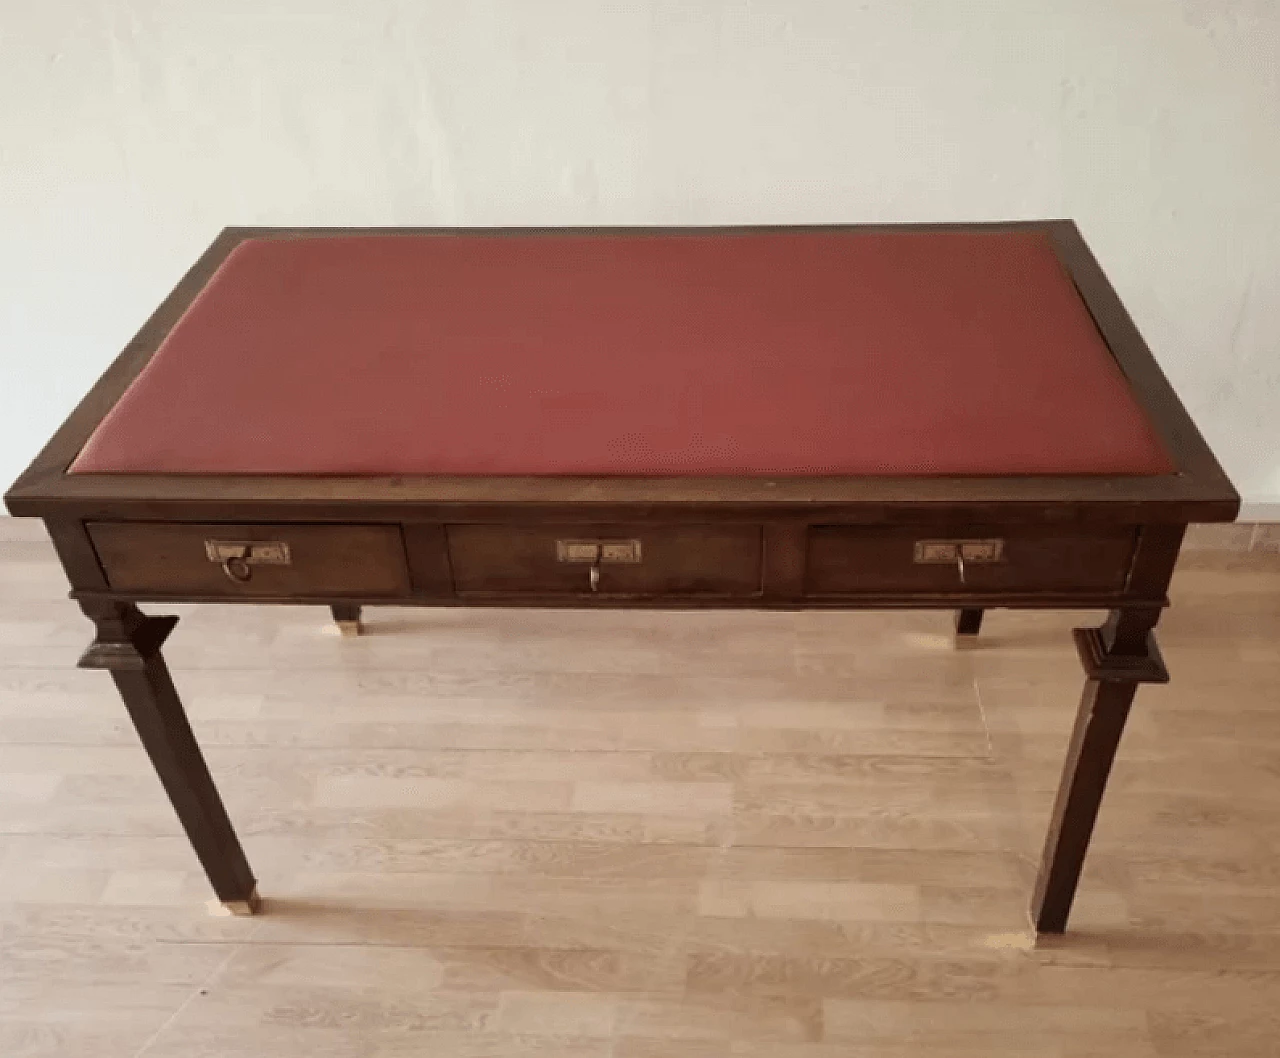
xmin=447 ymin=524 xmax=763 ymax=597
xmin=87 ymin=522 xmax=410 ymax=598
xmin=806 ymin=526 xmax=1137 ymax=596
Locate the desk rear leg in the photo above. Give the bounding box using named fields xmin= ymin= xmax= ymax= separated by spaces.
xmin=330 ymin=603 xmax=364 ymax=636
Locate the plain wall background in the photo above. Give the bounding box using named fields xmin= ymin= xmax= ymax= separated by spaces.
xmin=3 ymin=1 xmax=1278 ymax=513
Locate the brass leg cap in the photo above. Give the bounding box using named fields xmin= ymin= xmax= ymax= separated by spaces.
xmin=206 ymin=886 xmax=262 ymax=917
xmin=335 ymin=619 xmax=364 ymax=637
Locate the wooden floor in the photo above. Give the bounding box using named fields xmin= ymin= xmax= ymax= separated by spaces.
xmin=2 ymin=532 xmax=1280 ymax=1057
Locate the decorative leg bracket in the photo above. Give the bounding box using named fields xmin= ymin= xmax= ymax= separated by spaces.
xmin=1072 ymin=627 xmax=1168 ymax=684
xmin=79 ymin=609 xmax=179 ymax=671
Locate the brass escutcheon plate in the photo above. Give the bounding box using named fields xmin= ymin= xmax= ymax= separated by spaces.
xmin=556 ymin=539 xmax=643 ymax=564
xmin=204 ymin=540 xmax=292 ymax=566
xmin=913 ymin=539 xmax=1004 ymax=564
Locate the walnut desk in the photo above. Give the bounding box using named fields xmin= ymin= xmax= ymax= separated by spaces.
xmin=4 ymin=223 xmax=1238 ymax=932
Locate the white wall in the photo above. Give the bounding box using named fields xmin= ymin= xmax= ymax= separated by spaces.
xmin=3 ymin=1 xmax=1278 ymax=513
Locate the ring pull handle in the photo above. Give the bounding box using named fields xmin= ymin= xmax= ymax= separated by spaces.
xmin=589 ymin=564 xmax=601 ymax=593
xmin=222 ymin=547 xmax=253 ymax=583
xmin=206 ymin=539 xmax=290 ymax=583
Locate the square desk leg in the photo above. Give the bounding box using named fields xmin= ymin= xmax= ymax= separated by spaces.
xmin=330 ymin=603 xmax=364 ymax=637
xmin=1032 ymin=607 xmax=1167 ymax=932
xmin=78 ymin=600 xmax=260 ymax=915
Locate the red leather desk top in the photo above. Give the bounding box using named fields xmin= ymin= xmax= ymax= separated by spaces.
xmin=70 ymin=230 xmax=1174 ymax=477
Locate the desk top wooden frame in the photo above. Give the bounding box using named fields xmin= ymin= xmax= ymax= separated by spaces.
xmin=6 ymin=221 xmax=1236 ymax=525
xmin=5 ymin=221 xmax=1240 ymax=933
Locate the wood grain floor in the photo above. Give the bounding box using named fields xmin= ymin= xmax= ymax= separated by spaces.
xmin=2 ymin=533 xmax=1279 ymax=1056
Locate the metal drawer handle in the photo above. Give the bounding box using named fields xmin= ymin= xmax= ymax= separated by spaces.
xmin=556 ymin=539 xmax=642 ymax=564
xmin=205 ymin=540 xmax=291 ymax=585
xmin=223 ymin=552 xmax=253 ymax=583
xmin=557 ymin=538 xmax=641 ymax=594
xmin=913 ymin=539 xmax=1004 ymax=567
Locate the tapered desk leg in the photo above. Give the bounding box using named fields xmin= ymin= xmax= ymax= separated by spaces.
xmin=330 ymin=603 xmax=363 ymax=636
xmin=954 ymin=608 xmax=984 ymax=637
xmin=1032 ymin=608 xmax=1167 ymax=933
xmin=79 ymin=601 xmax=260 ymax=914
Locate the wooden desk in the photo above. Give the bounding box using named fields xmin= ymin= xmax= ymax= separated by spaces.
xmin=4 ymin=223 xmax=1238 ymax=932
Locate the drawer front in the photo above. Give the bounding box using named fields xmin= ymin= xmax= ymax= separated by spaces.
xmin=806 ymin=526 xmax=1137 ymax=596
xmin=87 ymin=522 xmax=410 ymax=597
xmin=447 ymin=524 xmax=763 ymax=596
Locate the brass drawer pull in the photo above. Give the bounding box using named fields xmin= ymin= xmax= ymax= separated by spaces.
xmin=556 ymin=539 xmax=642 ymax=564
xmin=223 ymin=552 xmax=252 ymax=583
xmin=557 ymin=538 xmax=640 ymax=594
xmin=205 ymin=540 xmax=292 ymax=584
xmin=915 ymin=539 xmax=1003 ymax=585
xmin=913 ymin=539 xmax=1004 ymax=564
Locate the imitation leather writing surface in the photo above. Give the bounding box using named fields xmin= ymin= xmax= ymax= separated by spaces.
xmin=70 ymin=230 xmax=1174 ymax=477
